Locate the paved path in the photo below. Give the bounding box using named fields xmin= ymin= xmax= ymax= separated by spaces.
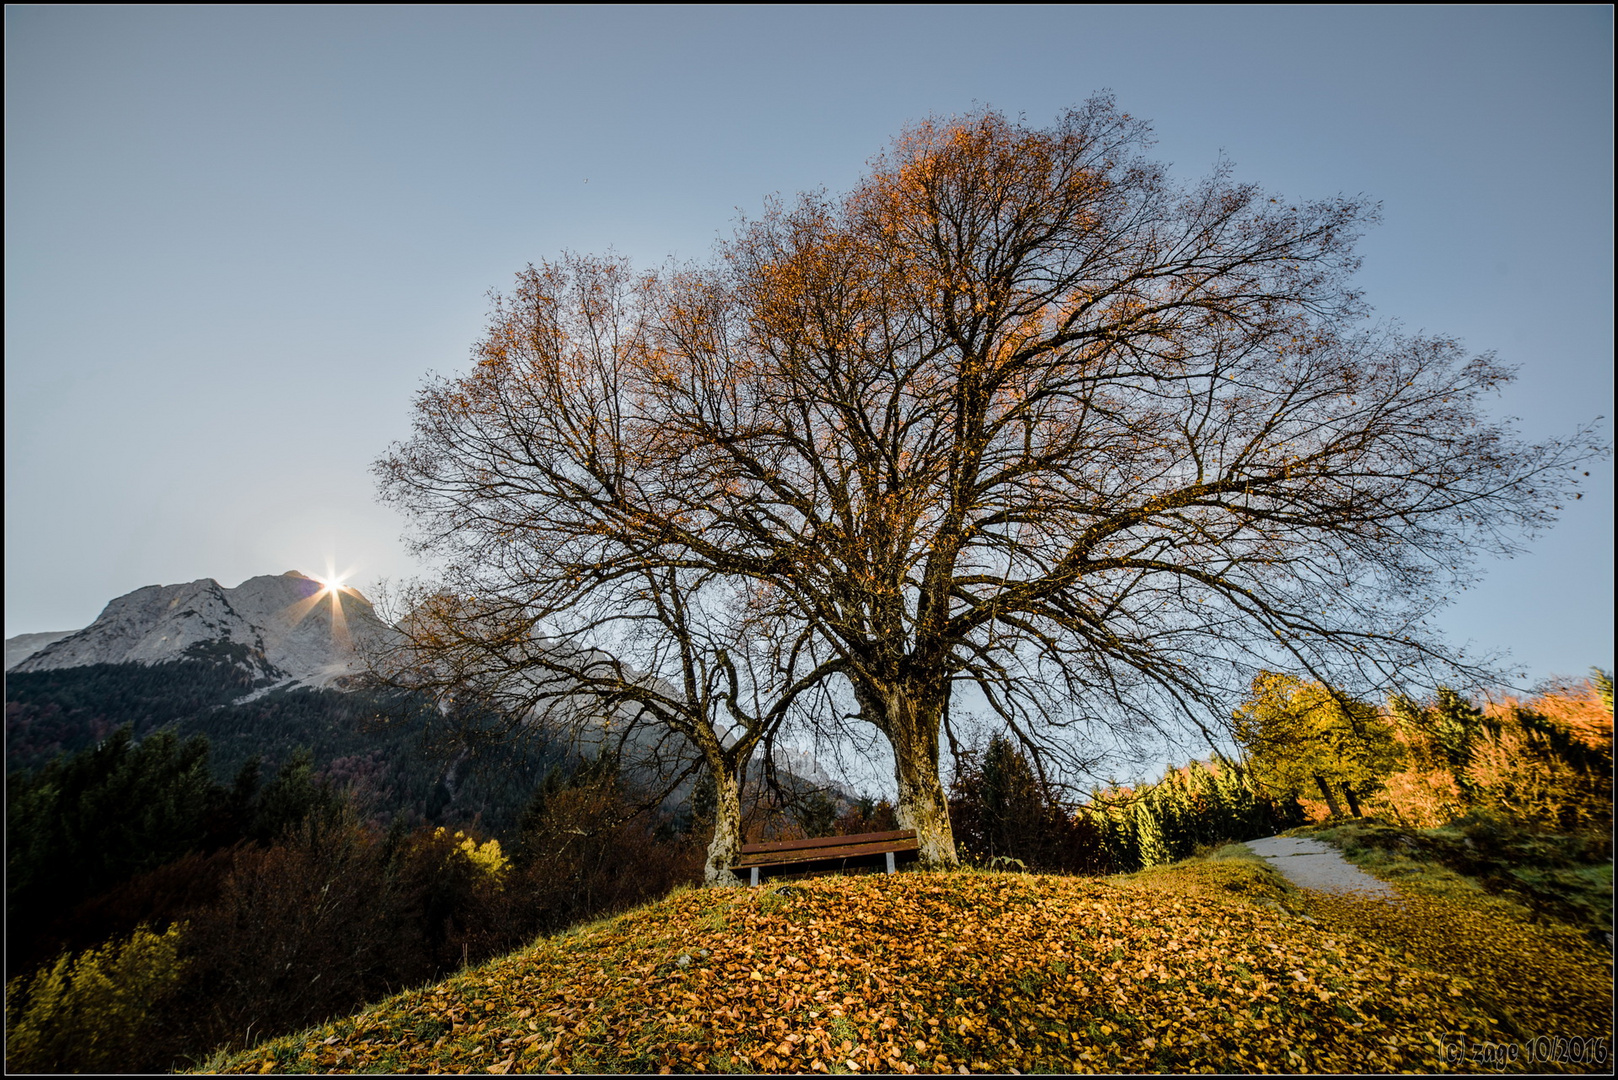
xmin=1243 ymin=835 xmax=1400 ymax=900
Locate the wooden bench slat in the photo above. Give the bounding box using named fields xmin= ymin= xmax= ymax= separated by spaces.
xmin=738 ymin=829 xmax=915 ymax=856
xmin=735 ymin=840 xmax=918 ymax=868
xmin=733 ymin=830 xmax=918 ymax=869
xmin=740 ymin=835 xmax=919 ymax=859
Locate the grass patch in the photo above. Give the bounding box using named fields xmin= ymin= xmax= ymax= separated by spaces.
xmin=1203 ymin=841 xmax=1270 ymax=865
xmin=1298 ymin=817 xmax=1614 ymax=940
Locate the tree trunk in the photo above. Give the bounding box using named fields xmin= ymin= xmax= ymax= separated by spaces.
xmin=1312 ymin=773 xmax=1344 ymax=818
xmin=1341 ymin=783 xmax=1363 ymax=818
xmin=859 ymin=680 xmax=959 ymax=869
xmin=702 ymin=763 xmax=745 ymax=886
xmin=895 ymin=744 xmax=956 ymax=869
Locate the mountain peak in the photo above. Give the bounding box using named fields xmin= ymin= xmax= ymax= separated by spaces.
xmin=7 ymin=572 xmax=393 ymax=684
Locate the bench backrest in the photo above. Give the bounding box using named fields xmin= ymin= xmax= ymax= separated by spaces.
xmin=739 ymin=828 xmax=916 ymax=855
xmin=735 ymin=829 xmax=917 ymax=869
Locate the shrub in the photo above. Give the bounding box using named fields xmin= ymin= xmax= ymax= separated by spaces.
xmin=1465 ymin=727 xmax=1591 ymax=829
xmin=1364 ymin=766 xmax=1467 ymax=829
xmin=433 ymin=826 xmax=510 ymax=881
xmin=1368 ymin=678 xmax=1612 ymax=834
xmin=44 ymin=846 xmax=241 ymax=972
xmin=168 ymin=814 xmax=400 ymax=1057
xmin=386 ymin=821 xmax=519 ymax=979
xmin=5 ymin=923 xmax=186 ymax=1073
xmin=513 ymin=760 xmax=701 ymax=935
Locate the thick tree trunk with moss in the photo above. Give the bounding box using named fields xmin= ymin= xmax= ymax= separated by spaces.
xmin=857 ymin=679 xmax=958 ymax=869
xmin=702 ymin=762 xmax=745 ymax=886
xmin=895 ymin=740 xmax=957 ymax=869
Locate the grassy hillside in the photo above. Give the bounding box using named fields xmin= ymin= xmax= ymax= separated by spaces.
xmin=200 ymin=849 xmax=1611 ymax=1075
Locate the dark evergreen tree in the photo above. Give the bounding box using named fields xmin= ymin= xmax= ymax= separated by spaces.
xmin=948 ymin=735 xmax=1104 ymax=873
xmin=7 ymin=727 xmax=228 ymax=976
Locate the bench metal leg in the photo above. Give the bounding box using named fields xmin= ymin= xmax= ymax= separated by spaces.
xmin=751 ymin=866 xmax=760 ymax=887
xmin=886 ymin=851 xmax=896 ymax=874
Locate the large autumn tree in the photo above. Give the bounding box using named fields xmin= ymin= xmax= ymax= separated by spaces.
xmin=377 ymin=96 xmax=1601 ymax=869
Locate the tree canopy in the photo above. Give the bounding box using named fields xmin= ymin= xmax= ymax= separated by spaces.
xmin=1232 ymin=672 xmax=1397 ymax=817
xmin=376 ymin=96 xmax=1604 ymax=868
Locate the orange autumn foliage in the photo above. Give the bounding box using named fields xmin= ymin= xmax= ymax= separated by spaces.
xmin=1364 ymin=766 xmax=1468 ymax=830
xmin=1369 ymin=676 xmax=1613 ymax=832
xmin=1485 ymin=677 xmax=1614 ymax=756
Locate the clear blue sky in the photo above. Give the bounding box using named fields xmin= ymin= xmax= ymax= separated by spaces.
xmin=7 ymin=6 xmax=1613 ymax=699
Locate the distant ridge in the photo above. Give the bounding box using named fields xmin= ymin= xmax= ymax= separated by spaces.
xmin=4 ymin=630 xmax=76 ymax=671
xmin=5 ymin=572 xmax=845 ymax=806
xmin=7 ymin=571 xmax=393 ymax=685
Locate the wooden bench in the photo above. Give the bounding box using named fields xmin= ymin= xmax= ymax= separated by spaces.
xmin=731 ymin=828 xmax=919 ymax=885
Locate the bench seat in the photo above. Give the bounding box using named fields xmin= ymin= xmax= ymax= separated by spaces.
xmin=731 ymin=828 xmax=919 ymax=885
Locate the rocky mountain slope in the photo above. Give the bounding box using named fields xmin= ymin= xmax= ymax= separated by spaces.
xmin=8 ymin=572 xmax=393 ymax=686
xmin=4 ymin=630 xmax=76 ymax=671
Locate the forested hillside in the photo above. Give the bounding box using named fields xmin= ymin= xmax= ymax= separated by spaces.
xmin=3 ymin=651 xmax=861 ymax=1073
xmin=6 ymin=652 xmax=565 ymax=840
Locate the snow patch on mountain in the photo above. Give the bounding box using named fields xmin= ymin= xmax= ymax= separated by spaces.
xmin=9 ymin=572 xmax=394 ymax=684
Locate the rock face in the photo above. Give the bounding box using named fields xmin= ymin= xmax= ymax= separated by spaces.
xmin=9 ymin=572 xmax=393 ymax=685
xmin=5 ymin=631 xmax=78 ymax=671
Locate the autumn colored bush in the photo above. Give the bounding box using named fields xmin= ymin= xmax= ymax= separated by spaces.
xmin=1370 ymin=675 xmax=1613 ymax=835
xmin=1471 ymin=680 xmax=1613 ymax=832
xmin=162 ymin=765 xmax=701 ymax=1064
xmin=1504 ymin=672 xmax=1615 ymax=755
xmin=1466 ymin=727 xmax=1595 ymax=829
xmin=1242 ymin=672 xmax=1614 ymax=839
xmin=5 ymin=923 xmax=187 ymax=1074
xmin=40 ymin=846 xmax=241 ymax=974
xmin=1363 ymin=765 xmax=1468 ymax=829
xmin=138 ymin=815 xmax=529 ymax=1065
